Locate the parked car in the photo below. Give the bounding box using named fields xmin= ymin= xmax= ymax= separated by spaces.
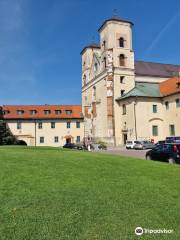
xmin=155 ymin=140 xmax=166 ymax=146
xmin=126 ymin=140 xmax=137 ymax=149
xmin=63 ymin=143 xmax=77 ymax=149
xmin=166 ymin=136 xmax=180 ymax=143
xmin=134 ymin=141 xmax=155 ymax=150
xmin=146 ymin=143 xmax=180 ymax=164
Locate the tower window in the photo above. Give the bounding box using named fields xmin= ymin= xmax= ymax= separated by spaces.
xmin=103 ymin=40 xmax=106 ymax=49
xmin=121 ymin=90 xmax=125 ymax=96
xmin=122 ymin=104 xmax=126 ymax=115
xmin=119 ymin=37 xmax=124 ymax=48
xmin=120 ymin=76 xmax=125 ymax=83
xmin=83 ymin=74 xmax=86 ymax=85
xmin=119 ymin=54 xmax=125 ymax=66
xmin=94 ymin=63 xmax=98 ymax=72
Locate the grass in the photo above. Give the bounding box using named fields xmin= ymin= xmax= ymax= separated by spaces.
xmin=0 ymin=146 xmax=179 ymax=240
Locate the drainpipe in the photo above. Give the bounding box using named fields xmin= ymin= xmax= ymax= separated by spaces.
xmin=134 ymin=97 xmax=138 ymax=140
xmin=34 ymin=119 xmax=37 ymax=146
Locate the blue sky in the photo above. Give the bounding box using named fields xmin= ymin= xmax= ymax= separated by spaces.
xmin=0 ymin=0 xmax=180 ymax=105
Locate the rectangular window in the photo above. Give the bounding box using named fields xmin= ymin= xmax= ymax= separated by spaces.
xmin=152 ymin=105 xmax=157 ymax=113
xmin=169 ymin=125 xmax=175 ymax=136
xmin=176 ymin=99 xmax=180 ymax=108
xmin=17 ymin=122 xmax=21 ymax=129
xmin=76 ymin=122 xmax=80 ymax=128
xmin=54 ymin=136 xmax=59 ymax=143
xmin=38 ymin=122 xmax=43 ymax=129
xmin=122 ymin=104 xmax=126 ymax=115
xmin=76 ymin=136 xmax=80 ymax=143
xmin=40 ymin=137 xmax=44 ymax=143
xmin=165 ymin=101 xmax=169 ymax=110
xmin=67 ymin=122 xmax=71 ymax=128
xmin=51 ymin=122 xmax=55 ymax=129
xmin=152 ymin=125 xmax=158 ymax=136
xmin=120 ymin=76 xmax=124 ymax=83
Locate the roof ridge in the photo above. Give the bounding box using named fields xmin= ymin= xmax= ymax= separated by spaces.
xmin=135 ymin=60 xmax=180 ymax=67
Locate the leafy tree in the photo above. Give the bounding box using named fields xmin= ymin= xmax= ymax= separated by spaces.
xmin=0 ymin=120 xmax=17 ymax=145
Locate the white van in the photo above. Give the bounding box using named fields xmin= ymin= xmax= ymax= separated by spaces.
xmin=126 ymin=140 xmax=137 ymax=149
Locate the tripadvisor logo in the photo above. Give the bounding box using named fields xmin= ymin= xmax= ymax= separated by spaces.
xmin=135 ymin=226 xmax=174 ymax=236
xmin=135 ymin=227 xmax=143 ymax=236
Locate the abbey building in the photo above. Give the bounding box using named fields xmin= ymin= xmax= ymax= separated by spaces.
xmin=81 ymin=16 xmax=180 ymax=145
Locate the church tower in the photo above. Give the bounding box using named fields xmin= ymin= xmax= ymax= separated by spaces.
xmin=81 ymin=16 xmax=135 ymax=145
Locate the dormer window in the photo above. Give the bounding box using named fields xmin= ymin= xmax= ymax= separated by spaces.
xmin=176 ymin=82 xmax=180 ymax=88
xmin=66 ymin=110 xmax=72 ymax=115
xmin=30 ymin=110 xmax=37 ymax=115
xmin=119 ymin=54 xmax=125 ymax=67
xmin=3 ymin=110 xmax=10 ymax=115
xmin=119 ymin=37 xmax=125 ymax=48
xmin=17 ymin=110 xmax=24 ymax=115
xmin=44 ymin=110 xmax=51 ymax=115
xmin=55 ymin=110 xmax=61 ymax=115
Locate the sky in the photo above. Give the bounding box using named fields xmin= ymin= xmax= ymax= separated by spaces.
xmin=0 ymin=0 xmax=180 ymax=105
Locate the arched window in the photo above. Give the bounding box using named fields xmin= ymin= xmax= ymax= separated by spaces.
xmin=103 ymin=57 xmax=107 ymax=68
xmin=119 ymin=54 xmax=125 ymax=66
xmin=119 ymin=37 xmax=124 ymax=48
xmin=83 ymin=74 xmax=86 ymax=85
xmin=92 ymin=86 xmax=96 ymax=102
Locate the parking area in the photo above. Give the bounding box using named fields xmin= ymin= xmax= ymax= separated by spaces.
xmin=104 ymin=146 xmax=148 ymax=159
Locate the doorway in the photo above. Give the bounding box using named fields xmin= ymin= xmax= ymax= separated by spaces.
xmin=123 ymin=134 xmax=127 ymax=145
xmin=66 ymin=138 xmax=71 ymax=144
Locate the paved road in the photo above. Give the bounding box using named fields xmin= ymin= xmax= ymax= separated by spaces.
xmin=103 ymin=147 xmax=149 ymax=159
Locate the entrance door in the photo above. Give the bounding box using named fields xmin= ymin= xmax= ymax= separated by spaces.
xmin=123 ymin=134 xmax=127 ymax=145
xmin=66 ymin=138 xmax=71 ymax=144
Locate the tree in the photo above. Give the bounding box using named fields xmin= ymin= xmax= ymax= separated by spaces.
xmin=0 ymin=120 xmax=17 ymax=145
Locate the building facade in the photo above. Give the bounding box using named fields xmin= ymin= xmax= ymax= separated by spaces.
xmin=1 ymin=105 xmax=84 ymax=147
xmin=81 ymin=16 xmax=180 ymax=145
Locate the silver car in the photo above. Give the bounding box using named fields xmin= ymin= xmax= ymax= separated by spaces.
xmin=134 ymin=141 xmax=154 ymax=150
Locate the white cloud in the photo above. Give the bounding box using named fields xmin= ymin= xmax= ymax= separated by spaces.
xmin=145 ymin=9 xmax=180 ymax=55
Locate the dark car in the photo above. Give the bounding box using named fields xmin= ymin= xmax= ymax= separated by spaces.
xmin=63 ymin=143 xmax=77 ymax=149
xmin=146 ymin=143 xmax=180 ymax=164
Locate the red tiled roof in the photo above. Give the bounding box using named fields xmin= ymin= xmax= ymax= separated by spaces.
xmin=2 ymin=105 xmax=83 ymax=120
xmin=160 ymin=77 xmax=180 ymax=97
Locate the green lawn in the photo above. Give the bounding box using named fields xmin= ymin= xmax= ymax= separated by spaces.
xmin=0 ymin=147 xmax=179 ymax=240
